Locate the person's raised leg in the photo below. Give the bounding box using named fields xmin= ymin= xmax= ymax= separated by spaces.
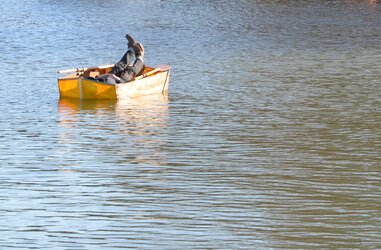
xmin=109 ymin=34 xmax=138 ymax=76
xmin=119 ymin=42 xmax=144 ymax=82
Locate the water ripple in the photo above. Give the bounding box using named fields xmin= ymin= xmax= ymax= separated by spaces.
xmin=0 ymin=0 xmax=380 ymax=249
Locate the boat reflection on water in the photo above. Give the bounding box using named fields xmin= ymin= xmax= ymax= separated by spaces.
xmin=58 ymin=94 xmax=169 ymax=127
xmin=57 ymin=94 xmax=169 ymax=166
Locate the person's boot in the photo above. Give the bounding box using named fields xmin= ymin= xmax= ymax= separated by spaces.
xmin=134 ymin=43 xmax=144 ymax=59
xmin=125 ymin=34 xmax=137 ymax=48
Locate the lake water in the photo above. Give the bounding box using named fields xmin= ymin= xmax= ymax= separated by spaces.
xmin=0 ymin=0 xmax=380 ymax=249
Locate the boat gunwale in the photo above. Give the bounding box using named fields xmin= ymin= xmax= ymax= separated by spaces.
xmin=58 ymin=65 xmax=167 ymax=85
xmin=79 ymin=68 xmax=169 ymax=86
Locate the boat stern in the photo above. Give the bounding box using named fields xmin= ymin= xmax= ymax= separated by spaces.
xmin=58 ymin=76 xmax=81 ymax=99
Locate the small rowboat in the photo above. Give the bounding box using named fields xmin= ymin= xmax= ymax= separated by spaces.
xmin=57 ymin=64 xmax=170 ymax=99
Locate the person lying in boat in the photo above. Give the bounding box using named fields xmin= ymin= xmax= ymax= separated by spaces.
xmin=95 ymin=34 xmax=144 ymax=84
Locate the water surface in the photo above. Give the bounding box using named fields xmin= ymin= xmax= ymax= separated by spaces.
xmin=0 ymin=0 xmax=380 ymax=249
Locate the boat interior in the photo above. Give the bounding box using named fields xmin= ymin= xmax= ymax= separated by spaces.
xmin=60 ymin=65 xmax=154 ymax=80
